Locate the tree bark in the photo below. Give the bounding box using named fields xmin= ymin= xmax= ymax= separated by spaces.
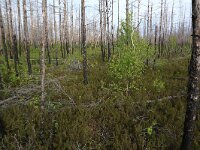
xmin=59 ymin=0 xmax=63 ymax=58
xmin=158 ymin=0 xmax=163 ymax=57
xmin=9 ymin=0 xmax=16 ymax=61
xmin=71 ymin=0 xmax=74 ymax=54
xmin=81 ymin=0 xmax=88 ymax=85
xmin=126 ymin=0 xmax=129 ymax=27
xmin=106 ymin=0 xmax=111 ymax=61
xmin=45 ymin=2 xmax=50 ymax=64
xmin=12 ymin=35 xmax=19 ymax=77
xmin=17 ymin=0 xmax=22 ymax=57
xmin=0 ymin=6 xmax=10 ymax=70
xmin=111 ymin=0 xmax=114 ymax=54
xmin=180 ymin=0 xmax=200 ymax=149
xmin=5 ymin=0 xmax=12 ymax=59
xmin=99 ymin=0 xmax=105 ymax=62
xmin=41 ymin=0 xmax=47 ymax=110
xmin=53 ymin=0 xmax=58 ymax=66
xmin=23 ymin=0 xmax=32 ymax=75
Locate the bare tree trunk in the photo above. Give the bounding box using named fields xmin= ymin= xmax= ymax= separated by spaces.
xmin=63 ymin=0 xmax=67 ymax=58
xmin=5 ymin=0 xmax=12 ymax=59
xmin=81 ymin=0 xmax=88 ymax=85
xmin=0 ymin=6 xmax=10 ymax=70
xmin=79 ymin=5 xmax=81 ymax=54
xmin=111 ymin=0 xmax=114 ymax=54
xmin=36 ymin=0 xmax=40 ymax=46
xmin=59 ymin=0 xmax=63 ymax=58
xmin=126 ymin=0 xmax=129 ymax=26
xmin=23 ymin=0 xmax=32 ymax=75
xmin=41 ymin=0 xmax=47 ymax=110
xmin=9 ymin=0 xmax=19 ymax=68
xmin=12 ymin=35 xmax=19 ymax=76
xmin=137 ymin=0 xmax=141 ymax=33
xmin=158 ymin=0 xmax=163 ymax=57
xmin=71 ymin=0 xmax=74 ymax=54
xmin=8 ymin=0 xmax=16 ymax=60
xmin=149 ymin=4 xmax=153 ymax=44
xmin=99 ymin=0 xmax=105 ymax=62
xmin=154 ymin=25 xmax=158 ymax=57
xmin=29 ymin=0 xmax=34 ymax=46
xmin=103 ymin=0 xmax=107 ymax=58
xmin=106 ymin=0 xmax=111 ymax=61
xmin=147 ymin=0 xmax=150 ymax=40
xmin=181 ymin=0 xmax=200 ymax=149
xmin=53 ymin=0 xmax=58 ymax=66
xmin=117 ymin=0 xmax=119 ymax=40
xmin=45 ymin=4 xmax=50 ymax=64
xmin=17 ymin=0 xmax=22 ymax=57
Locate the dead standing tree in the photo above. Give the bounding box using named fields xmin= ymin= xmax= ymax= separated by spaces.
xmin=5 ymin=0 xmax=12 ymax=59
xmin=17 ymin=0 xmax=22 ymax=57
xmin=0 ymin=6 xmax=10 ymax=70
xmin=158 ymin=0 xmax=163 ymax=57
xmin=53 ymin=0 xmax=58 ymax=66
xmin=41 ymin=0 xmax=47 ymax=110
xmin=23 ymin=0 xmax=32 ymax=75
xmin=71 ymin=0 xmax=74 ymax=54
xmin=106 ymin=0 xmax=111 ymax=61
xmin=99 ymin=0 xmax=105 ymax=62
xmin=81 ymin=0 xmax=88 ymax=85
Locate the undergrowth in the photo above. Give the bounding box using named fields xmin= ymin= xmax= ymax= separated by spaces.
xmin=0 ymin=47 xmax=200 ymax=149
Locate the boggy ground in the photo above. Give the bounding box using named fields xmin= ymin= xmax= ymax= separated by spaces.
xmin=0 ymin=49 xmax=199 ymax=149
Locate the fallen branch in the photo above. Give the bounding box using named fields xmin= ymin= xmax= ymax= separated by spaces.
xmin=147 ymin=95 xmax=185 ymax=104
xmin=0 ymin=96 xmax=18 ymax=106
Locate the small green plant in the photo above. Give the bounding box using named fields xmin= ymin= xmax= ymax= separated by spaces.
xmin=153 ymin=78 xmax=165 ymax=93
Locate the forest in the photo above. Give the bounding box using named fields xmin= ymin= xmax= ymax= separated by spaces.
xmin=0 ymin=0 xmax=199 ymax=149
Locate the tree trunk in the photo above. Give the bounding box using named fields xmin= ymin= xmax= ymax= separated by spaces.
xmin=71 ymin=0 xmax=74 ymax=54
xmin=180 ymin=0 xmax=200 ymax=149
xmin=59 ymin=0 xmax=63 ymax=58
xmin=5 ymin=0 xmax=12 ymax=59
xmin=81 ymin=0 xmax=88 ymax=85
xmin=117 ymin=0 xmax=119 ymax=40
xmin=0 ymin=6 xmax=10 ymax=70
xmin=8 ymin=0 xmax=15 ymax=61
xmin=53 ymin=0 xmax=58 ymax=66
xmin=41 ymin=0 xmax=47 ymax=110
xmin=106 ymin=0 xmax=111 ymax=61
xmin=111 ymin=0 xmax=114 ymax=54
xmin=158 ymin=0 xmax=163 ymax=57
xmin=17 ymin=0 xmax=22 ymax=57
xmin=99 ymin=0 xmax=105 ymax=62
xmin=126 ymin=0 xmax=129 ymax=27
xmin=45 ymin=2 xmax=50 ymax=64
xmin=137 ymin=0 xmax=141 ymax=33
xmin=23 ymin=0 xmax=32 ymax=75
xmin=12 ymin=35 xmax=19 ymax=76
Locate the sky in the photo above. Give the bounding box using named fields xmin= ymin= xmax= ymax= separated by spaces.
xmin=0 ymin=0 xmax=192 ymax=33
xmin=69 ymin=0 xmax=191 ymax=27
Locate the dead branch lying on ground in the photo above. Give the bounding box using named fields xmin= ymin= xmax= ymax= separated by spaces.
xmin=0 ymin=77 xmax=74 ymax=107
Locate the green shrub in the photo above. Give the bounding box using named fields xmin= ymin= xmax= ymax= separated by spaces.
xmin=109 ymin=17 xmax=154 ymax=94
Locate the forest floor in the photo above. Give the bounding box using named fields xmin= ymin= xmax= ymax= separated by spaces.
xmin=0 ymin=48 xmax=200 ymax=149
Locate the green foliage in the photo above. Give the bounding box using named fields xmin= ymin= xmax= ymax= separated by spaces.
xmin=109 ymin=17 xmax=155 ymax=93
xmin=153 ymin=78 xmax=165 ymax=93
xmin=0 ymin=38 xmax=197 ymax=149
